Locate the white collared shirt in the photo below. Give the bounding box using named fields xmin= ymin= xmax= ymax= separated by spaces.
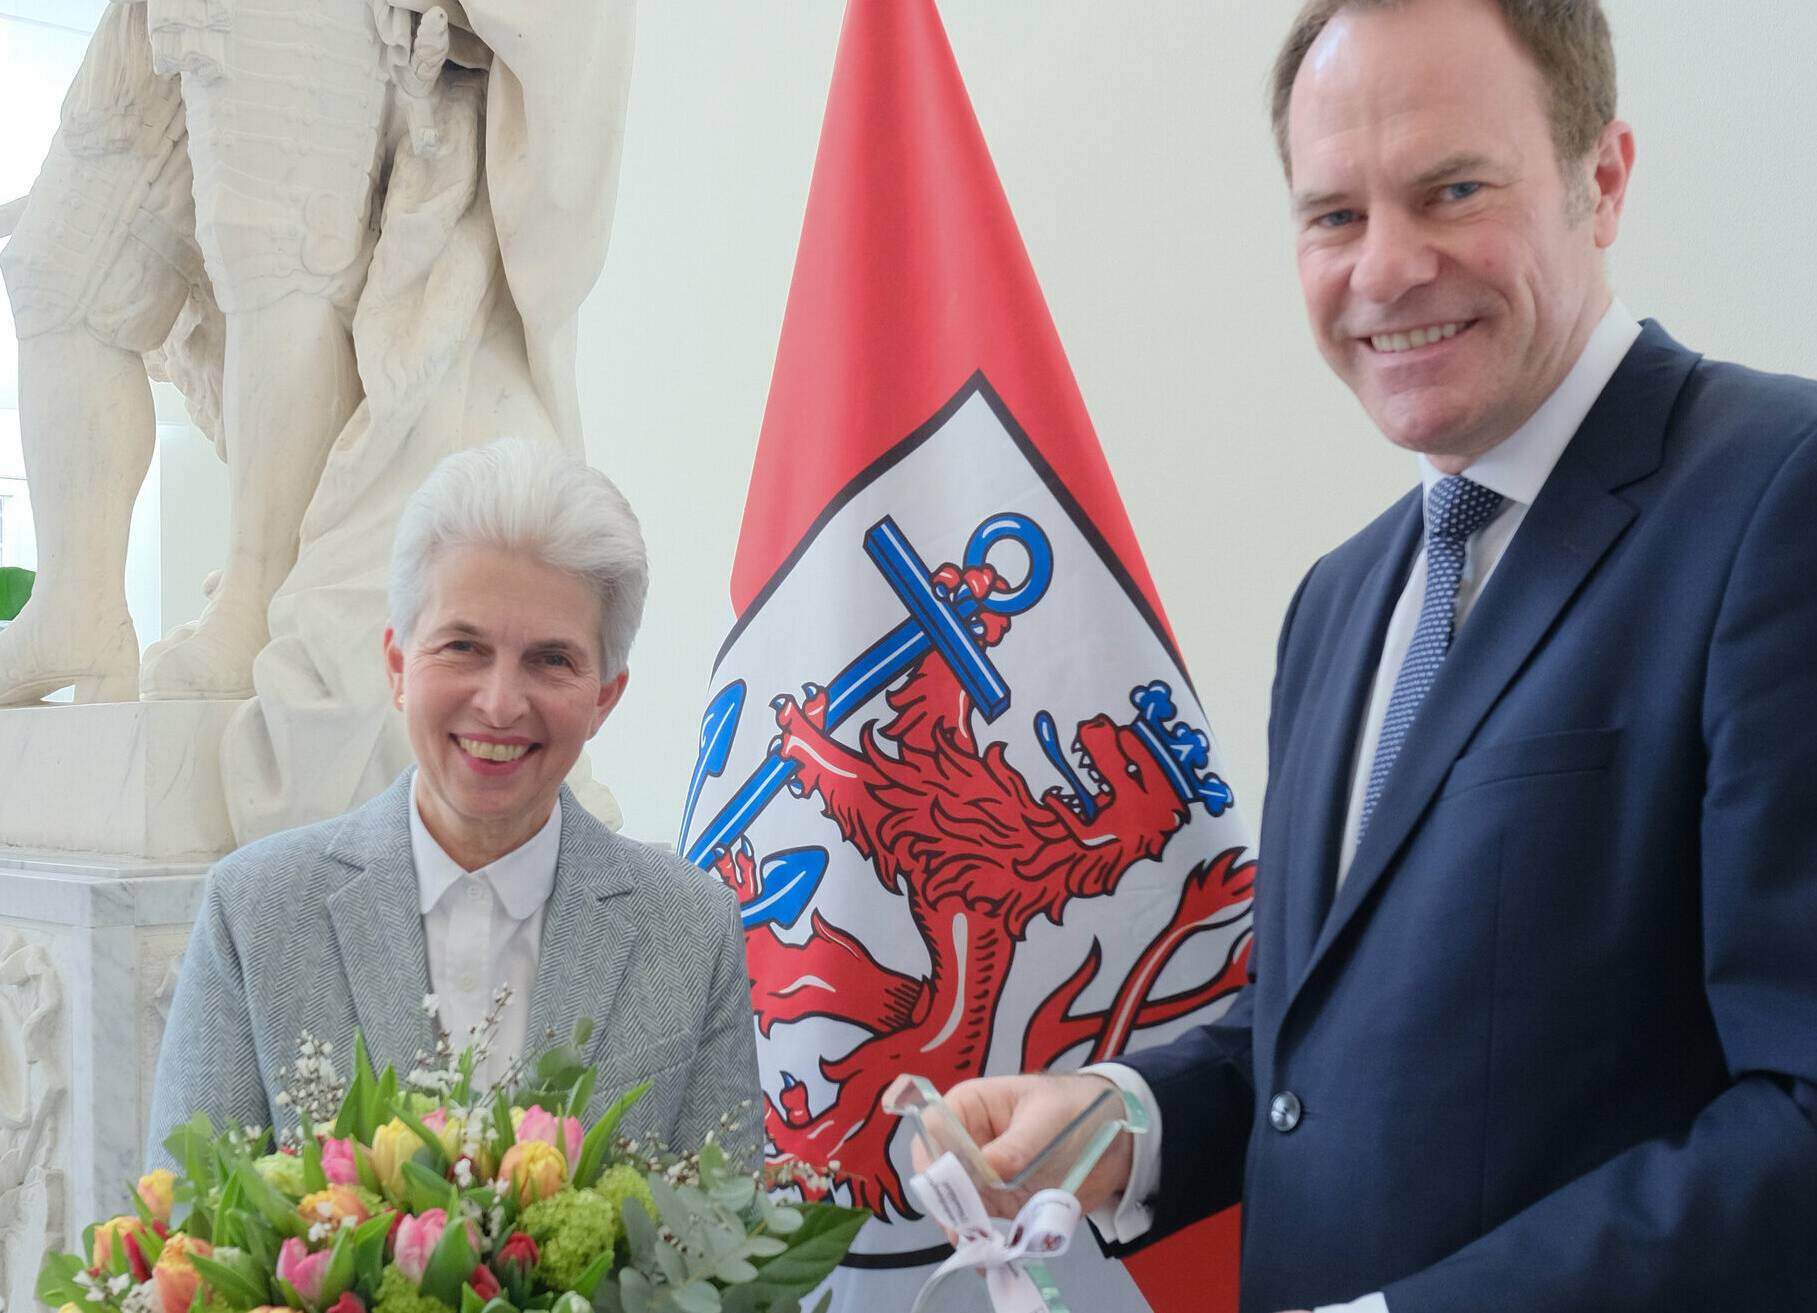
xmin=411 ymin=773 xmax=562 ymax=1089
xmin=1087 ymin=303 xmax=1644 ymax=1313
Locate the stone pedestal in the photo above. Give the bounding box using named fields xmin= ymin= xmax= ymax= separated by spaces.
xmin=0 ymin=700 xmax=239 ymax=860
xmin=0 ymin=702 xmax=231 ymax=1308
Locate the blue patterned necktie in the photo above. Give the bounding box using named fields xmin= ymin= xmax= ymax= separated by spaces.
xmin=1358 ymin=475 xmax=1506 ymax=837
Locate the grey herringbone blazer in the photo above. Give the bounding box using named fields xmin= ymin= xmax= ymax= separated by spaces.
xmin=147 ymin=773 xmax=761 ymax=1170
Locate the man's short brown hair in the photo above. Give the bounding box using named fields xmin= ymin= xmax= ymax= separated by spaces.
xmin=1269 ymin=0 xmax=1617 ymax=175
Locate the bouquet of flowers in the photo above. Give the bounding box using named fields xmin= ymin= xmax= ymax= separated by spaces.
xmin=38 ymin=1005 xmax=864 ymax=1313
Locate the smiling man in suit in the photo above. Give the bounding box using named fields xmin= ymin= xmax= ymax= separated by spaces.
xmin=938 ymin=1 xmax=1817 ymax=1309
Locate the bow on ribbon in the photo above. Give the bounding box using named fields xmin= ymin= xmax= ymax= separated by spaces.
xmin=907 ymin=1153 xmax=1083 ymax=1313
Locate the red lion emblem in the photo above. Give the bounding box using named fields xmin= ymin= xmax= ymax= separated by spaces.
xmin=715 ymin=562 xmax=1255 ymax=1216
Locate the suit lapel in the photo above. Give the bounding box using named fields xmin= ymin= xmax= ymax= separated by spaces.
xmin=1281 ymin=495 xmax=1422 ymax=984
xmin=324 ymin=774 xmax=436 ymax=1069
xmin=526 ymin=788 xmax=640 ymax=1062
xmin=1290 ymin=321 xmax=1696 ymax=1005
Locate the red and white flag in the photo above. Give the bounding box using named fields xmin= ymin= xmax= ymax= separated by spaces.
xmin=678 ymin=4 xmax=1251 ymax=1308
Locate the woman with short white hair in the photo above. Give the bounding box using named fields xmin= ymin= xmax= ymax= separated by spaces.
xmin=148 ymin=438 xmax=761 ymax=1167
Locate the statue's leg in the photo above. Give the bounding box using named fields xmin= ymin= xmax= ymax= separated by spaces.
xmin=0 ymin=333 xmax=150 ymax=704
xmin=0 ymin=1 xmax=191 ymax=705
xmin=137 ymin=295 xmax=361 ymax=699
xmin=137 ymin=2 xmax=389 ymax=700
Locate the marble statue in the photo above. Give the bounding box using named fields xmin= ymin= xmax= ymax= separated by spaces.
xmin=0 ymin=0 xmax=634 ymax=840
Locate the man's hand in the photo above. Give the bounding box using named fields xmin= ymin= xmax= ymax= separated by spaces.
xmin=921 ymin=1072 xmax=1136 ymax=1217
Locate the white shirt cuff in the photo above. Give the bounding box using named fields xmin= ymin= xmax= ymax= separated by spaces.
xmin=1079 ymin=1061 xmax=1163 ymax=1244
xmin=1315 ymin=1295 xmax=1389 ymax=1313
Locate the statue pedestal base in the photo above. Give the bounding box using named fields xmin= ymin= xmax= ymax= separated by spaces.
xmin=0 ymin=701 xmax=232 ymax=1305
xmin=0 ymin=699 xmax=241 ymax=861
xmin=0 ymin=850 xmax=208 ymax=1309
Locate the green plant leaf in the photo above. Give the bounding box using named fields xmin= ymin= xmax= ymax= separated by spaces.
xmin=739 ymin=1204 xmax=866 ymax=1303
xmin=389 ymin=1100 xmax=452 ymax=1172
xmin=35 ymin=1250 xmax=88 ymax=1306
xmin=402 ymin=1159 xmax=457 ymax=1215
xmin=669 ymin=1281 xmax=720 ymax=1313
xmin=491 ymin=1090 xmax=517 ymax=1158
xmin=571 ymin=1083 xmax=649 ymax=1189
xmin=419 ymin=1210 xmax=476 ymax=1307
xmin=570 ymin=1245 xmax=617 ymax=1303
xmin=651 ymin=1237 xmax=687 ymax=1287
xmin=335 ymin=1034 xmax=375 ymax=1140
xmin=565 ymin=1068 xmax=596 ymax=1124
xmin=233 ymin=1162 xmax=309 ymax=1239
xmin=318 ymin=1222 xmax=359 ymax=1305
xmin=192 ymin=1252 xmax=270 ymax=1309
xmin=0 ymin=567 xmax=35 ymax=623
xmin=618 ymin=1268 xmax=652 ymax=1313
xmin=620 ymin=1199 xmax=656 ymax=1269
xmin=303 ymin=1137 xmax=328 ymax=1195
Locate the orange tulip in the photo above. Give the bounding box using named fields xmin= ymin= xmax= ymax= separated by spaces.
xmin=152 ymin=1232 xmax=213 ymax=1313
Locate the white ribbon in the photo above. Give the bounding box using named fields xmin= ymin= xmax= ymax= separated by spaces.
xmin=907 ymin=1152 xmax=1082 ymax=1313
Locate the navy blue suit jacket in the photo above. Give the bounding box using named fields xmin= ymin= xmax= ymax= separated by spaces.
xmin=1118 ymin=323 xmax=1817 ymax=1312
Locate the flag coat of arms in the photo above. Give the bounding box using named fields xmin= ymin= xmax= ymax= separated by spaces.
xmin=679 ymin=4 xmax=1251 ymax=1309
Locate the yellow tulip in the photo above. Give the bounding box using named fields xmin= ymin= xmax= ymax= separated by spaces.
xmin=495 ymin=1138 xmax=566 ymax=1206
xmin=298 ymin=1184 xmax=371 ymax=1232
xmin=91 ymin=1215 xmax=145 ymax=1270
xmin=152 ymin=1233 xmax=212 ymax=1313
xmin=136 ymin=1169 xmax=177 ymax=1225
xmin=366 ymin=1118 xmax=423 ymax=1203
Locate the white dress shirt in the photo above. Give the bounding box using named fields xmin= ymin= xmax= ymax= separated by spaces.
xmin=1087 ymin=303 xmax=1643 ymax=1313
xmin=411 ymin=773 xmax=562 ymax=1089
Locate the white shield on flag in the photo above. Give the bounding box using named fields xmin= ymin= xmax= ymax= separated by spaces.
xmin=680 ymin=375 xmax=1255 ymax=1304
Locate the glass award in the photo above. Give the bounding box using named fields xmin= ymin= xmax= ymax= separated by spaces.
xmin=883 ymin=1073 xmax=1149 ymax=1313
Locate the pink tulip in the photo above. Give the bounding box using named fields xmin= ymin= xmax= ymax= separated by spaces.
xmin=319 ymin=1137 xmax=359 ymax=1187
xmin=392 ymin=1210 xmax=446 ymax=1285
xmin=277 ymin=1237 xmax=332 ymax=1306
xmin=515 ymin=1105 xmax=582 ymax=1166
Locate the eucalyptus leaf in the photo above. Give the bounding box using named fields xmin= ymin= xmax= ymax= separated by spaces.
xmin=619 ymin=1268 xmax=653 ymax=1313
xmin=652 ymin=1237 xmax=687 ymax=1287
xmin=668 ymin=1281 xmax=720 ymax=1313
xmin=710 ymin=1256 xmax=758 ymax=1285
xmin=621 ymin=1198 xmax=657 ymax=1267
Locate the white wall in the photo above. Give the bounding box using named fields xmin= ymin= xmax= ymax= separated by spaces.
xmin=578 ymin=1 xmax=1817 ymax=843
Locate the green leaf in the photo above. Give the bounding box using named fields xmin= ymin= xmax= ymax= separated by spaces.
xmin=651 ymin=1238 xmax=687 ymax=1288
xmin=618 ymin=1269 xmax=652 ymax=1313
xmin=35 ymin=1249 xmax=88 ymax=1306
xmin=402 ymin=1159 xmax=457 ymax=1215
xmin=0 ymin=566 xmax=34 ymax=623
xmin=352 ymin=1211 xmax=395 ymax=1289
xmin=491 ymin=1090 xmax=517 ymax=1157
xmin=809 ymin=1292 xmax=833 ymax=1313
xmin=480 ymin=1299 xmax=521 ymax=1313
xmin=233 ymin=1162 xmax=309 ymax=1239
xmin=739 ymin=1204 xmax=866 ymax=1303
xmin=565 ymin=1068 xmax=596 ymax=1124
xmin=277 ymin=1275 xmax=308 ymax=1311
xmin=571 ymin=1018 xmax=595 ymax=1051
xmin=137 ymin=1225 xmax=168 ymax=1269
xmin=241 ymin=1212 xmax=279 ymax=1277
xmin=192 ymin=1252 xmax=270 ymax=1309
xmin=710 ymin=1256 xmax=757 ymax=1285
xmin=303 ymin=1136 xmax=328 ymax=1195
xmin=620 ymin=1199 xmax=656 ymax=1269
xmin=572 ymin=1084 xmax=650 ymax=1189
xmin=356 ymin=1142 xmax=383 ymax=1196
xmin=419 ymin=1210 xmax=476 ymax=1307
xmin=462 ymin=1286 xmax=488 ymax=1313
xmin=570 ymin=1246 xmax=617 ymax=1302
xmin=669 ymin=1281 xmax=720 ymax=1313
xmin=318 ymin=1222 xmax=359 ymax=1305
xmin=334 ymin=1034 xmax=375 ymax=1140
